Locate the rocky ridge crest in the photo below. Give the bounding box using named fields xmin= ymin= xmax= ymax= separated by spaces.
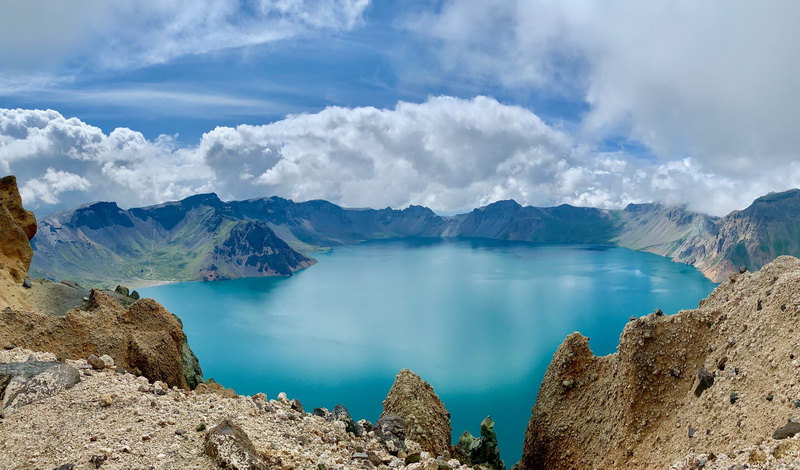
xmin=521 ymin=255 xmax=800 ymax=469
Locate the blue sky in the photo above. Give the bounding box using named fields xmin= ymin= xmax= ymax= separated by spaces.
xmin=2 ymin=1 xmax=800 ymax=216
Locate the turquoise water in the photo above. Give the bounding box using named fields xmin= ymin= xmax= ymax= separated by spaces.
xmin=139 ymin=238 xmax=717 ymax=463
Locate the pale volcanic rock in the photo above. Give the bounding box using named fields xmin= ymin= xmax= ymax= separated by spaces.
xmin=521 ymin=256 xmax=800 ymax=469
xmin=382 ymin=369 xmax=453 ymax=459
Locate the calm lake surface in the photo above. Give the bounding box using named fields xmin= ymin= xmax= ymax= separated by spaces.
xmin=139 ymin=238 xmax=717 ymax=463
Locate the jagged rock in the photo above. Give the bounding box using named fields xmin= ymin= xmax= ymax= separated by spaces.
xmin=313 ymin=407 xmax=333 ymax=420
xmin=454 ymin=416 xmax=505 ymax=470
xmin=381 ymin=369 xmax=452 ymax=458
xmin=520 ymin=257 xmax=800 ymax=469
xmin=130 ymin=290 xmax=140 ymax=300
xmin=0 ymin=361 xmax=80 ymax=415
xmin=203 ymin=419 xmax=266 ymax=469
xmin=114 ymin=285 xmax=130 ymax=297
xmin=0 ymin=176 xmax=36 ymax=295
xmin=333 ymin=404 xmax=363 ymax=436
xmin=0 ymin=289 xmax=202 ymax=389
xmin=374 ymin=414 xmax=407 ymax=454
xmin=290 ymin=398 xmax=304 ymax=413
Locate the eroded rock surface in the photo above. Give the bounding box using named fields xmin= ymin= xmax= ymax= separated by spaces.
xmin=521 ymin=256 xmax=800 ymax=469
xmin=382 ymin=369 xmax=452 ymax=458
xmin=0 ymin=289 xmax=201 ymax=389
xmin=0 ymin=360 xmax=79 ymax=415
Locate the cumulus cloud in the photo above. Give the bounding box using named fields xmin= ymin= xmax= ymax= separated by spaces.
xmin=19 ymin=168 xmax=91 ymax=205
xmin=408 ymin=1 xmax=800 ymax=184
xmin=0 ymin=0 xmax=370 ymax=73
xmin=4 ymin=98 xmax=795 ymax=217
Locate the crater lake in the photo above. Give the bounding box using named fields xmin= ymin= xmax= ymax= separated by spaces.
xmin=139 ymin=238 xmax=717 ymax=463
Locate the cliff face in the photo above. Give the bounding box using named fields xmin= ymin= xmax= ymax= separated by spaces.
xmin=521 ymin=255 xmax=800 ymax=469
xmin=32 ymin=194 xmax=314 ymax=287
xmin=0 ymin=175 xmax=202 ymax=389
xmin=30 ymin=188 xmax=800 ymax=286
xmin=0 ymin=176 xmax=37 ymax=309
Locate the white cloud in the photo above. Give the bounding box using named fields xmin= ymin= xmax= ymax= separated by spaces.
xmin=408 ymin=1 xmax=800 ymax=184
xmin=2 ymin=99 xmax=799 ymax=217
xmin=19 ymin=168 xmax=91 ymax=205
xmin=0 ymin=0 xmax=370 ymax=73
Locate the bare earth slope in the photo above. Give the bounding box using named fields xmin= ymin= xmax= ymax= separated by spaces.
xmin=521 ymin=255 xmax=800 ymax=469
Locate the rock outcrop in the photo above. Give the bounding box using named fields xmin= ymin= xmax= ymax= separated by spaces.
xmin=455 ymin=416 xmax=505 ymax=470
xmin=381 ymin=369 xmax=453 ymax=459
xmin=521 ymin=256 xmax=800 ymax=469
xmin=0 ymin=175 xmax=203 ymax=389
xmin=0 ymin=175 xmax=37 ymax=309
xmin=0 ymin=360 xmax=79 ymax=416
xmin=0 ymin=289 xmax=201 ymax=389
xmin=0 ymin=349 xmax=475 ymax=470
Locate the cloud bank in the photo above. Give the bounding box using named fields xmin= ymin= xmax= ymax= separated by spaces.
xmin=4 ymin=97 xmax=794 ymax=217
xmin=410 ymin=1 xmax=800 ymax=184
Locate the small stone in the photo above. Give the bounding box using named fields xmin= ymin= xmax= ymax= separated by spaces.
xmin=654 ymin=308 xmax=663 ymax=316
xmin=54 ymin=465 xmax=75 ymax=470
xmin=82 ymin=297 xmax=89 ymax=302
xmin=312 ymin=407 xmax=332 ymax=420
xmin=353 ymin=453 xmax=369 ymax=460
xmin=670 ymin=368 xmax=681 ymax=378
xmin=22 ymin=277 xmax=31 ymax=288
xmin=156 ymin=453 xmax=166 ymax=460
xmin=730 ymin=392 xmax=740 ymax=404
xmin=115 ymin=366 xmax=126 ymax=374
xmin=794 ymin=399 xmax=800 ymax=408
xmin=87 ymin=354 xmax=105 ymax=370
xmin=99 ymin=395 xmax=114 ymax=407
xmin=98 ymin=355 xmax=115 ymax=368
xmin=196 ymin=423 xmax=207 ymax=432
xmin=89 ymin=455 xmax=107 ymax=468
xmin=766 ymin=394 xmax=774 ymax=401
xmin=629 ymin=316 xmax=636 ymax=322
xmin=3 ymin=343 xmax=15 ymax=350
xmin=176 ymin=428 xmax=187 ymax=435
xmin=688 ymin=427 xmax=696 ymax=438
xmin=694 ymin=367 xmax=715 ymax=397
xmin=773 ymin=421 xmax=800 ymax=439
xmin=405 ymin=452 xmax=422 ymax=464
xmin=561 ymin=379 xmax=575 ymax=388
xmin=141 ymin=434 xmax=151 ymax=441
xmin=290 ymin=398 xmax=304 ymax=413
xmin=717 ymin=357 xmax=727 ymax=370
xmin=739 ymin=266 xmax=747 ymax=274
xmin=277 ymin=392 xmax=289 ymax=404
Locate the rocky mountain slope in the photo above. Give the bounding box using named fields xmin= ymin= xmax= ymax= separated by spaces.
xmin=32 ymin=188 xmax=800 ymax=286
xmin=0 ymin=349 xmax=487 ymax=470
xmin=520 ymin=255 xmax=800 ymax=469
xmin=31 ymin=194 xmax=314 ymax=287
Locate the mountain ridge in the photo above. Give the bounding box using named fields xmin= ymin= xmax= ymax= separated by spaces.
xmin=31 ymin=189 xmax=800 ymax=285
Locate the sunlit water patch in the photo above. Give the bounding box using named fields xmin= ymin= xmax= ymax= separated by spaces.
xmin=140 ymin=238 xmax=717 ymax=463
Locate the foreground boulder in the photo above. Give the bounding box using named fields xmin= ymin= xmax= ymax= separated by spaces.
xmin=381 ymin=369 xmax=452 ymax=458
xmin=0 ymin=360 xmax=79 ymax=415
xmin=204 ymin=419 xmax=266 ymax=470
xmin=0 ymin=289 xmax=202 ymax=389
xmin=521 ymin=256 xmax=800 ymax=469
xmin=455 ymin=416 xmax=505 ymax=470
